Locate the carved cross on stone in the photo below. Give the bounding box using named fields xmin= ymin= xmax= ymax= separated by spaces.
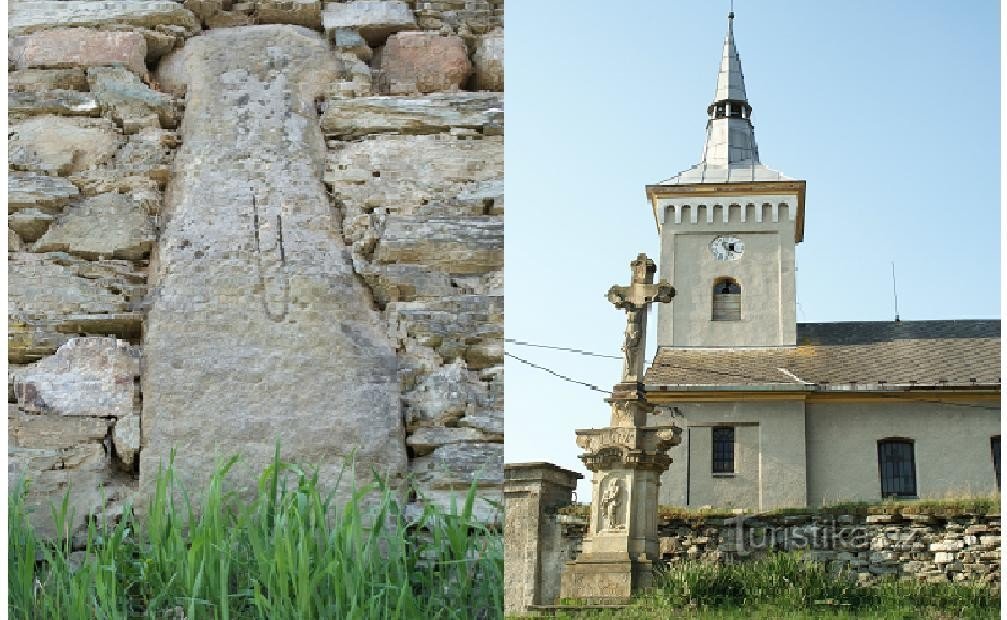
xmin=607 ymin=253 xmax=674 ymax=383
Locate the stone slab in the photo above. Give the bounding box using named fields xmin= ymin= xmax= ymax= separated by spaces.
xmin=377 ymin=32 xmax=471 ymax=95
xmin=9 ymin=173 xmax=81 ymax=214
xmin=322 ymin=0 xmax=415 ymax=45
xmin=11 ymin=29 xmax=149 ymax=78
xmin=320 ymin=93 xmax=502 ymax=138
xmin=9 ymin=2 xmax=199 ymax=37
xmin=12 ymin=337 xmax=140 ymax=418
xmin=32 ymin=192 xmax=155 ymax=260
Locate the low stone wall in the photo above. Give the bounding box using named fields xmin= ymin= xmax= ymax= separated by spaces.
xmin=556 ymin=508 xmax=1001 ymax=587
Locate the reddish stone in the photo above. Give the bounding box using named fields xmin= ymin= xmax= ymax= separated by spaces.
xmin=378 ymin=32 xmax=471 ymax=95
xmin=11 ymin=29 xmax=148 ymax=78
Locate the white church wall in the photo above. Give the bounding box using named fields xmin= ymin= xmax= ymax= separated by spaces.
xmin=805 ymin=400 xmax=1001 ymax=506
xmin=653 ymin=399 xmax=807 ymax=511
xmin=656 ymin=199 xmax=797 ymax=347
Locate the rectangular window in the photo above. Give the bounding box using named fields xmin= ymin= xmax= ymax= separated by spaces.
xmin=878 ymin=439 xmax=916 ymax=498
xmin=712 ymin=427 xmax=735 ymax=474
xmin=992 ymin=436 xmax=1001 ymax=489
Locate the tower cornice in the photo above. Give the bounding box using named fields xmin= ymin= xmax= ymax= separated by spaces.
xmin=646 ymin=180 xmax=805 ymax=242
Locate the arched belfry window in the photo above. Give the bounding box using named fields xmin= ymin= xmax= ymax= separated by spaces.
xmin=877 ymin=438 xmax=917 ymax=498
xmin=712 ymin=278 xmax=741 ymax=321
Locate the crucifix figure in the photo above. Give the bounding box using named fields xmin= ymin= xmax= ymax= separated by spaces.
xmin=607 ymin=253 xmax=675 ymax=383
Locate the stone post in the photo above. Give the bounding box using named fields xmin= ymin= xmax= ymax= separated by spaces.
xmin=504 ymin=463 xmax=583 ymax=615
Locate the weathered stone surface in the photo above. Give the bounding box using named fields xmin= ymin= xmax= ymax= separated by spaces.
xmin=9 ymin=412 xmax=110 ymax=450
xmin=377 ymin=32 xmax=471 ymax=95
xmin=113 ymin=414 xmax=141 ymax=468
xmin=322 ymin=0 xmax=416 ymax=45
xmin=87 ymin=66 xmax=179 ymax=132
xmin=407 ymin=426 xmax=487 ymax=454
xmin=320 ymin=92 xmax=502 ymax=138
xmin=375 ymin=216 xmax=502 ymax=274
xmin=8 ymin=319 xmax=72 ymax=365
xmin=256 ymin=0 xmax=321 ymax=28
xmin=12 ymin=338 xmax=139 ymax=418
xmin=411 ymin=0 xmax=502 ymax=36
xmin=412 ymin=442 xmax=502 ymax=488
xmin=32 ymin=192 xmax=155 ymax=260
xmin=142 ymin=25 xmax=406 ymax=508
xmin=10 ymin=68 xmax=89 ymax=93
xmin=332 ymin=27 xmax=373 ymax=61
xmin=107 ymin=128 xmax=179 ymax=184
xmin=8 ymin=90 xmax=100 ymax=117
xmin=9 ymin=229 xmax=25 ymax=253
xmin=9 ymin=252 xmax=145 ymax=325
xmin=472 ymin=28 xmax=503 ymax=91
xmin=8 ymin=173 xmax=80 ymax=214
xmin=9 ymin=116 xmax=122 ymax=176
xmin=8 ymin=2 xmax=199 ymax=37
xmin=9 ymin=209 xmax=57 ymax=242
xmin=11 ymin=29 xmax=149 ymax=78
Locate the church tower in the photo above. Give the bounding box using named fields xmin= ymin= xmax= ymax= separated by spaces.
xmin=647 ymin=12 xmax=805 ymax=348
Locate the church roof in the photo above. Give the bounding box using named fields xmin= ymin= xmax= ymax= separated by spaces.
xmin=645 ymin=320 xmax=1001 ymax=390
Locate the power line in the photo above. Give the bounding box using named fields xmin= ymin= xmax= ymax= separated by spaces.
xmin=504 ymin=339 xmax=622 ymax=360
xmin=504 ymin=352 xmax=613 ymax=395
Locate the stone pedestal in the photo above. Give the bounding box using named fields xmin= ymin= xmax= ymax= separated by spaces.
xmin=504 ymin=463 xmax=583 ymax=614
xmin=559 ymin=383 xmax=681 ymax=602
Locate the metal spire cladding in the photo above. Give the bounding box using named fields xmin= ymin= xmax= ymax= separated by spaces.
xmin=659 ymin=11 xmax=789 ymax=185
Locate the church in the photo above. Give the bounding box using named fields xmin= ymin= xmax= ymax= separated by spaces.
xmin=641 ymin=12 xmax=1000 ymax=511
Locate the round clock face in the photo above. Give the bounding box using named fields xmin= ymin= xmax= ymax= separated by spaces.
xmin=709 ymin=235 xmax=744 ymax=261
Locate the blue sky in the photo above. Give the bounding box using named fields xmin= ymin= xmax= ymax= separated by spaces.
xmin=503 ymin=1 xmax=1001 ymax=499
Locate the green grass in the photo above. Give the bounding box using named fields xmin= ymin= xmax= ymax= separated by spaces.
xmin=539 ymin=553 xmax=998 ymax=619
xmin=10 ymin=447 xmax=502 ymax=619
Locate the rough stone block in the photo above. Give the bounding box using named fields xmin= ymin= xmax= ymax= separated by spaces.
xmin=375 ymin=216 xmax=502 ymax=274
xmin=9 ymin=229 xmax=25 ymax=253
xmin=332 ymin=27 xmax=373 ymax=61
xmin=472 ymin=28 xmax=503 ymax=91
xmin=9 ymin=2 xmax=199 ymax=37
xmin=320 ymin=92 xmax=502 ymax=138
xmin=8 ymin=173 xmax=80 ymax=214
xmin=407 ymin=426 xmax=487 ymax=454
xmin=9 ymin=116 xmax=122 ymax=176
xmin=113 ymin=414 xmax=140 ymax=468
xmin=87 ymin=66 xmax=179 ymax=132
xmin=411 ymin=442 xmax=502 ymax=488
xmin=9 ymin=412 xmax=111 ymax=450
xmin=8 ymin=90 xmax=100 ymax=117
xmin=10 ymin=68 xmax=90 ymax=93
xmin=377 ymin=32 xmax=471 ymax=94
xmin=11 ymin=29 xmax=149 ymax=79
xmin=322 ymin=0 xmax=416 ymax=45
xmin=256 ymin=0 xmax=322 ymax=28
xmin=13 ymin=338 xmax=139 ymax=418
xmin=9 ymin=251 xmax=144 ymax=324
xmin=32 ymin=192 xmax=155 ymax=260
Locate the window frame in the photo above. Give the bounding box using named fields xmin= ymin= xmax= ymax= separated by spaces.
xmin=712 ymin=277 xmax=742 ymax=322
xmin=711 ymin=426 xmax=735 ymax=475
xmin=877 ymin=438 xmax=917 ymax=499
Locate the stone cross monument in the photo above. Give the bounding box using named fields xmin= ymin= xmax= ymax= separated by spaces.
xmin=560 ymin=254 xmax=682 ymax=602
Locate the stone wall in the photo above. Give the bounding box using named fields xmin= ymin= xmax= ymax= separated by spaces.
xmin=558 ymin=509 xmax=1001 ymax=587
xmin=504 ymin=469 xmax=1000 ymax=612
xmin=9 ymin=0 xmax=503 ymax=535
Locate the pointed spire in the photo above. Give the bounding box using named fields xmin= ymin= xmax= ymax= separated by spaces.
xmin=699 ymin=10 xmax=759 ymax=167
xmin=658 ymin=9 xmax=789 ymax=185
xmin=714 ymin=11 xmax=748 ymax=102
